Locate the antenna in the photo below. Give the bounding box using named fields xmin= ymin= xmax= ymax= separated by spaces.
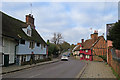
xmin=30 ymin=3 xmax=32 ymax=14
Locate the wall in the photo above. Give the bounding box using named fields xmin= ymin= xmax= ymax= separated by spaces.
xmin=93 ymin=37 xmax=107 ymax=56
xmin=79 ymin=49 xmax=92 ymax=61
xmin=108 ymin=46 xmax=120 ymax=77
xmin=2 ymin=37 xmax=17 ymax=64
xmin=17 ymin=41 xmax=47 ymax=55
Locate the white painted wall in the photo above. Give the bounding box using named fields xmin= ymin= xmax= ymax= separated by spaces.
xmin=3 ymin=38 xmax=16 ymax=64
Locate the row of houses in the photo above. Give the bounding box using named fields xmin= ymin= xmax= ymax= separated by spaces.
xmin=73 ymin=30 xmax=107 ymax=61
xmin=72 ymin=19 xmax=120 ymax=77
xmin=1 ymin=11 xmax=48 ymax=66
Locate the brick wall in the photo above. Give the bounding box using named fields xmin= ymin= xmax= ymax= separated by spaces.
xmin=108 ymin=46 xmax=120 ymax=77
xmin=93 ymin=37 xmax=107 ymax=56
xmin=111 ymin=58 xmax=120 ymax=77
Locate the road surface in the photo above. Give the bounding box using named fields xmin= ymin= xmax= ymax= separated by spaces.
xmin=3 ymin=57 xmax=86 ymax=78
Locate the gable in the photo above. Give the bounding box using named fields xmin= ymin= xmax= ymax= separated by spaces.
xmin=93 ymin=36 xmax=106 ymax=48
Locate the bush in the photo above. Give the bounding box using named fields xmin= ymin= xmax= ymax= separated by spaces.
xmin=98 ymin=55 xmax=107 ymax=62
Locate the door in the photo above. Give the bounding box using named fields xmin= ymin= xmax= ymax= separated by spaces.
xmin=4 ymin=54 xmax=9 ymax=67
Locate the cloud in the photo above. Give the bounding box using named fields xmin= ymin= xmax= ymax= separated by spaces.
xmin=2 ymin=0 xmax=120 ymax=2
xmin=1 ymin=2 xmax=118 ymax=44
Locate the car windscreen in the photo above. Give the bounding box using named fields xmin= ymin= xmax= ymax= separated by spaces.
xmin=62 ymin=54 xmax=67 ymax=56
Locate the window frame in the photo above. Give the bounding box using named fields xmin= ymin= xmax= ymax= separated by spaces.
xmin=37 ymin=43 xmax=40 ymax=47
xmin=29 ymin=41 xmax=35 ymax=49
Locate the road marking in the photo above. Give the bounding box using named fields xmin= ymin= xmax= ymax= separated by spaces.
xmin=75 ymin=62 xmax=88 ymax=78
xmin=28 ymin=73 xmax=42 ymax=78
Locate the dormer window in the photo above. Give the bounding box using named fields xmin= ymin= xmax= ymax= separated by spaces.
xmin=22 ymin=25 xmax=32 ymax=37
xmin=27 ymin=29 xmax=31 ymax=36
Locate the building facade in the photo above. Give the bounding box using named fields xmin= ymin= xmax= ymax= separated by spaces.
xmin=73 ymin=31 xmax=107 ymax=61
xmin=2 ymin=11 xmax=48 ymax=66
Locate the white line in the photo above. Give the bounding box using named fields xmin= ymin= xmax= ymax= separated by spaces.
xmin=29 ymin=73 xmax=42 ymax=78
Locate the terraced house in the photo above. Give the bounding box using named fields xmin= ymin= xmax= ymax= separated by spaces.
xmin=73 ymin=31 xmax=107 ymax=61
xmin=1 ymin=11 xmax=48 ymax=66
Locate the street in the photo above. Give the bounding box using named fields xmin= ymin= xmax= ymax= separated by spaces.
xmin=3 ymin=57 xmax=86 ymax=78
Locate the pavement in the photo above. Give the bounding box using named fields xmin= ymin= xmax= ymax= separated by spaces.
xmin=80 ymin=61 xmax=116 ymax=78
xmin=2 ymin=58 xmax=60 ymax=75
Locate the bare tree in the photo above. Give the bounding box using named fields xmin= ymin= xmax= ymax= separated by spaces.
xmin=51 ymin=32 xmax=63 ymax=44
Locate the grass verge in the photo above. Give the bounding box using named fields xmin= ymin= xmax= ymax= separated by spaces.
xmin=111 ymin=67 xmax=120 ymax=80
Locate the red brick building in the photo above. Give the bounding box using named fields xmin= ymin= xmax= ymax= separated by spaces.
xmin=73 ymin=31 xmax=107 ymax=61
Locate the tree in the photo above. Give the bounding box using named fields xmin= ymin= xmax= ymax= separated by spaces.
xmin=70 ymin=44 xmax=76 ymax=52
xmin=109 ymin=21 xmax=120 ymax=49
xmin=47 ymin=40 xmax=59 ymax=57
xmin=51 ymin=33 xmax=63 ymax=44
xmin=60 ymin=41 xmax=70 ymax=52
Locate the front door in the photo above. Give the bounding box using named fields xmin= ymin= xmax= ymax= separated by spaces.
xmin=4 ymin=54 xmax=9 ymax=67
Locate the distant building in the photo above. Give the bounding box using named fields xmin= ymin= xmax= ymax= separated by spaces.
xmin=106 ymin=23 xmax=115 ymax=39
xmin=2 ymin=11 xmax=48 ymax=66
xmin=73 ymin=31 xmax=107 ymax=61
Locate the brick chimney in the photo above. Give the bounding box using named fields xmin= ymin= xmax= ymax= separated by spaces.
xmin=91 ymin=30 xmax=98 ymax=42
xmin=77 ymin=43 xmax=80 ymax=45
xmin=26 ymin=14 xmax=35 ymax=29
xmin=81 ymin=39 xmax=84 ymax=43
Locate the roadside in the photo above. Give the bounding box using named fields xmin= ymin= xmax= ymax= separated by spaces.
xmin=1 ymin=58 xmax=60 ymax=75
xmin=80 ymin=61 xmax=116 ymax=78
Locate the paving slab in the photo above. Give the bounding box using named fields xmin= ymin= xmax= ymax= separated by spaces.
xmin=81 ymin=61 xmax=116 ymax=78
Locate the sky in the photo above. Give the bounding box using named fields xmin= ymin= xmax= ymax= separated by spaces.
xmin=0 ymin=1 xmax=119 ymax=44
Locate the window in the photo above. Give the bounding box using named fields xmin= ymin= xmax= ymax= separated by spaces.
xmin=37 ymin=43 xmax=40 ymax=47
xmin=80 ymin=47 xmax=82 ymax=49
xmin=86 ymin=50 xmax=88 ymax=52
xmin=44 ymin=45 xmax=46 ymax=48
xmin=27 ymin=29 xmax=31 ymax=36
xmin=29 ymin=41 xmax=35 ymax=49
xmin=85 ymin=55 xmax=90 ymax=59
xmin=80 ymin=54 xmax=83 ymax=57
xmin=20 ymin=39 xmax=25 ymax=44
xmin=41 ymin=44 xmax=43 ymax=49
xmin=88 ymin=55 xmax=90 ymax=59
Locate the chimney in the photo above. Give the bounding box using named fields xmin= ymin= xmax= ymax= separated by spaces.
xmin=91 ymin=30 xmax=98 ymax=42
xmin=26 ymin=14 xmax=35 ymax=29
xmin=77 ymin=43 xmax=80 ymax=45
xmin=81 ymin=39 xmax=84 ymax=43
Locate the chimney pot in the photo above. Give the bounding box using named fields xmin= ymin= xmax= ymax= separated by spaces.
xmin=81 ymin=39 xmax=84 ymax=43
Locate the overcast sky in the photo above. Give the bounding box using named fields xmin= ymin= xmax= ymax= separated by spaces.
xmin=1 ymin=1 xmax=119 ymax=44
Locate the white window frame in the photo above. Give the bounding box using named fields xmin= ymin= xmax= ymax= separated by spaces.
xmin=86 ymin=50 xmax=88 ymax=52
xmin=80 ymin=47 xmax=82 ymax=50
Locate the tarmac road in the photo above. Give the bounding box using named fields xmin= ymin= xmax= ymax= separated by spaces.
xmin=3 ymin=57 xmax=86 ymax=78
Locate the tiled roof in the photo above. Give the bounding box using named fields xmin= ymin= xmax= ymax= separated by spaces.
xmin=73 ymin=36 xmax=104 ymax=51
xmin=82 ymin=39 xmax=95 ymax=49
xmin=82 ymin=36 xmax=103 ymax=49
xmin=2 ymin=11 xmax=47 ymax=45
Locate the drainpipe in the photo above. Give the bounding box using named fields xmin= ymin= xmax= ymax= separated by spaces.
xmin=91 ymin=48 xmax=93 ymax=61
xmin=15 ymin=40 xmax=19 ymax=64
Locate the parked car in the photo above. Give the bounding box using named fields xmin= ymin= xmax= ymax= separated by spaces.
xmin=61 ymin=54 xmax=68 ymax=61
